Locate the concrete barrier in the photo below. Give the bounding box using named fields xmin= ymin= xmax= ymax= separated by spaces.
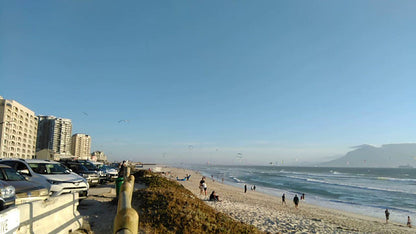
xmin=113 ymin=170 xmax=138 ymax=234
xmin=17 ymin=193 xmax=82 ymax=234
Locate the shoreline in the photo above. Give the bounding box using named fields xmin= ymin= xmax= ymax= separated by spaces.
xmin=163 ymin=166 xmax=413 ymax=233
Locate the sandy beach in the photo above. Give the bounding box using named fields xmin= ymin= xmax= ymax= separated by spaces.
xmin=164 ymin=166 xmax=414 ymax=234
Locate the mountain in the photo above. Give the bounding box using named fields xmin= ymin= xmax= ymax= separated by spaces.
xmin=322 ymin=143 xmax=416 ymax=168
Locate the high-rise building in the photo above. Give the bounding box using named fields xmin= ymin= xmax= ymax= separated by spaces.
xmin=0 ymin=96 xmax=38 ymax=159
xmin=71 ymin=133 xmax=91 ymax=160
xmin=37 ymin=116 xmax=72 ymax=156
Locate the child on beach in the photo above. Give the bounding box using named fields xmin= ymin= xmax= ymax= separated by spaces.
xmin=282 ymin=193 xmax=286 ymax=205
xmin=407 ymin=216 xmax=412 ymax=228
xmin=385 ymin=209 xmax=390 ymax=224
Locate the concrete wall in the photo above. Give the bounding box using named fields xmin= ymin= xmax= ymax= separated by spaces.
xmin=17 ymin=193 xmax=83 ymax=234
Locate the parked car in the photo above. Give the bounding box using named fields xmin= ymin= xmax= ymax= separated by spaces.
xmin=59 ymin=160 xmax=100 ymax=186
xmin=0 ymin=164 xmax=49 ymax=204
xmin=99 ymin=165 xmax=118 ymax=182
xmin=0 ymin=159 xmax=89 ymax=198
xmin=0 ymin=180 xmax=15 ymax=211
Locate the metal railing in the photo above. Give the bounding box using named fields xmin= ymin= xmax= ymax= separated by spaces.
xmin=114 ymin=167 xmax=139 ymax=234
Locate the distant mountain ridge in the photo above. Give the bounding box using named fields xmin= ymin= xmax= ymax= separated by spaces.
xmin=322 ymin=143 xmax=416 ymax=168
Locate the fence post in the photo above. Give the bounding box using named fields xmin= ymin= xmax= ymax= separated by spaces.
xmin=113 ymin=174 xmax=139 ymax=234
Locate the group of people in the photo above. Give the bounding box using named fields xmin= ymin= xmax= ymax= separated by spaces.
xmin=243 ymin=184 xmax=256 ymax=193
xmin=199 ymin=176 xmax=222 ymax=201
xmin=281 ymin=193 xmax=305 ymax=209
xmin=385 ymin=209 xmax=412 ymax=228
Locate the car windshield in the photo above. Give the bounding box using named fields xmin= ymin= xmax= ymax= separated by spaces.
xmin=0 ymin=167 xmax=26 ymax=181
xmin=29 ymin=163 xmax=70 ymax=174
xmin=80 ymin=162 xmax=97 ymax=171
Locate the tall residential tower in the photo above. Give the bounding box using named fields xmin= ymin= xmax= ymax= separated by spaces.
xmin=37 ymin=116 xmax=73 ymax=157
xmin=71 ymin=133 xmax=91 ymax=160
xmin=0 ymin=96 xmax=38 ymax=159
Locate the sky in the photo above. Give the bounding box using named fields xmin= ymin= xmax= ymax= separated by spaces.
xmin=1 ymin=1 xmax=416 ymax=165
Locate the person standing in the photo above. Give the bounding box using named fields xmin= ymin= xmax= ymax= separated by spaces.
xmin=407 ymin=216 xmax=412 ymax=228
xmin=203 ymin=181 xmax=207 ymax=196
xmin=253 ymin=185 xmax=256 ymax=191
xmin=282 ymin=193 xmax=286 ymax=205
xmin=199 ymin=177 xmax=206 ymax=195
xmin=293 ymin=194 xmax=299 ymax=208
xmin=385 ymin=209 xmax=390 ymax=224
xmin=244 ymin=184 xmax=247 ymax=193
xmin=118 ymin=160 xmax=127 ymax=177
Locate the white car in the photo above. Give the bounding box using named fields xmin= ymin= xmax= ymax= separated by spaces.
xmin=0 ymin=159 xmax=89 ymax=198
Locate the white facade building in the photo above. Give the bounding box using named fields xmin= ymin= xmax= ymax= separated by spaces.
xmin=71 ymin=133 xmax=91 ymax=160
xmin=0 ymin=96 xmax=38 ymax=159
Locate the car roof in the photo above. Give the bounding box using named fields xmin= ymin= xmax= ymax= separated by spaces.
xmin=0 ymin=158 xmax=59 ymax=164
xmin=25 ymin=159 xmax=60 ymax=164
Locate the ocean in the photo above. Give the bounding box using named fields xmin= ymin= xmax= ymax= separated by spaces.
xmin=185 ymin=165 xmax=416 ymax=223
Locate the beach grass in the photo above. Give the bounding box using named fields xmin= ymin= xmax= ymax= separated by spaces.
xmin=131 ymin=170 xmax=263 ymax=233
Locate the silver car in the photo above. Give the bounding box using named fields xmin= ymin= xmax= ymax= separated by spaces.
xmin=0 ymin=164 xmax=49 ymax=204
xmin=0 ymin=159 xmax=89 ymax=198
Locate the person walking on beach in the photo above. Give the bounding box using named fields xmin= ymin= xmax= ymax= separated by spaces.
xmin=385 ymin=209 xmax=390 ymax=224
xmin=253 ymin=185 xmax=256 ymax=191
xmin=407 ymin=216 xmax=412 ymax=228
xmin=244 ymin=184 xmax=247 ymax=193
xmin=301 ymin=193 xmax=305 ymax=200
xmin=199 ymin=177 xmax=206 ymax=195
xmin=293 ymin=194 xmax=299 ymax=208
xmin=282 ymin=193 xmax=286 ymax=205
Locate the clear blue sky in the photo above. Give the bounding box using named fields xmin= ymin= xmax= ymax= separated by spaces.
xmin=1 ymin=1 xmax=416 ymax=165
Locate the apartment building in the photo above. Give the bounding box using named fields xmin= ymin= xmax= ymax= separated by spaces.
xmin=0 ymin=96 xmax=38 ymax=159
xmin=71 ymin=133 xmax=91 ymax=160
xmin=91 ymin=150 xmax=107 ymax=162
xmin=37 ymin=116 xmax=72 ymax=157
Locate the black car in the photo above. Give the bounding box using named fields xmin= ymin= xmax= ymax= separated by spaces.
xmin=0 ymin=179 xmax=15 ymax=211
xmin=60 ymin=160 xmax=100 ymax=187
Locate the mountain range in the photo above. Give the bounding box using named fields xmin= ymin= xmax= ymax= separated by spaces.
xmin=321 ymin=143 xmax=416 ymax=168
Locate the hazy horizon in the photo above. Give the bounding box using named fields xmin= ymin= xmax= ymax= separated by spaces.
xmin=2 ymin=1 xmax=416 ymax=164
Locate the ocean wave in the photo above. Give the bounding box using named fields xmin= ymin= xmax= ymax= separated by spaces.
xmin=308 ymin=178 xmax=416 ymax=195
xmin=377 ymin=177 xmax=416 ymax=182
xmin=278 ymin=170 xmax=359 ymax=179
xmin=230 ymin=176 xmax=243 ymax=183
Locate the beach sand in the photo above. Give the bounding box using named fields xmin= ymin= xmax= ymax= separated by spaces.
xmin=165 ymin=167 xmax=413 ymax=234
